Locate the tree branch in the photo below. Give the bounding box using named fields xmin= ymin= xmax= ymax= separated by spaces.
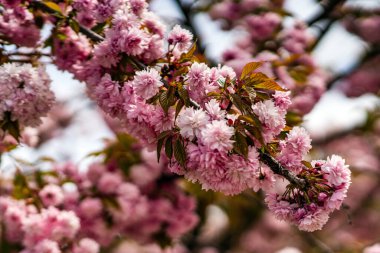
xmin=309 ymin=18 xmax=337 ymax=51
xmin=259 ymin=151 xmax=307 ymax=189
xmin=326 ymin=46 xmax=380 ymax=90
xmin=307 ymin=0 xmax=346 ymax=26
xmin=173 ymin=0 xmax=205 ymax=55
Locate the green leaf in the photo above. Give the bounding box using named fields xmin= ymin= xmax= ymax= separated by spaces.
xmin=157 ymin=130 xmax=172 ymax=140
xmin=285 ymin=111 xmax=303 ymax=126
xmin=43 ymin=1 xmax=63 ymax=14
xmin=180 ymin=41 xmax=197 ymax=62
xmin=240 ymin=62 xmax=262 ymax=80
xmin=165 ymin=137 xmax=173 ymax=159
xmin=177 ymin=84 xmax=190 ymax=106
xmin=174 ymin=139 xmax=186 ymax=167
xmin=302 ymin=160 xmax=313 ymax=169
xmin=69 ymin=19 xmax=80 ymax=33
xmin=245 ymin=125 xmax=265 ymax=147
xmin=233 ymin=131 xmax=248 ymax=158
xmin=159 ymin=90 xmax=169 ymax=113
xmin=91 ymin=22 xmax=107 ymax=34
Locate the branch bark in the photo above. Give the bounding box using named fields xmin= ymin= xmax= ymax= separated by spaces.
xmin=307 ymin=0 xmax=346 ymax=26
xmin=259 ymin=151 xmax=307 ymax=189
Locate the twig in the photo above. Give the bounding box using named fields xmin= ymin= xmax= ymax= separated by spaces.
xmin=259 ymin=151 xmax=307 ymax=189
xmin=31 ymin=0 xmax=103 ymax=43
xmin=298 ymin=231 xmax=335 ymax=253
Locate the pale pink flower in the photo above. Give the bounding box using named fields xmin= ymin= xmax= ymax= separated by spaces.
xmin=97 ymin=173 xmax=123 ymax=194
xmin=177 ymin=107 xmax=210 ymax=139
xmin=252 ymin=100 xmax=285 ymax=142
xmin=39 ymin=184 xmax=64 ymax=207
xmin=79 ymin=198 xmax=103 ymax=219
xmin=34 ymin=239 xmax=61 ymax=253
xmin=129 ymin=0 xmax=148 ymax=16
xmin=277 ymin=127 xmax=312 ymax=173
xmin=187 ymin=62 xmax=211 ymax=89
xmin=73 ymin=238 xmax=100 ymax=253
xmin=168 ymin=25 xmax=193 ymax=52
xmin=0 ymin=63 xmax=55 ymax=127
xmin=132 ymin=68 xmax=163 ymax=99
xmin=204 ymin=99 xmax=226 ymax=120
xmin=297 ymin=209 xmax=330 ymax=232
xmin=273 ymin=91 xmax=291 ymax=112
xmin=200 ymin=120 xmax=235 ymax=152
xmin=321 ymin=155 xmax=351 ymax=187
xmin=118 ymin=28 xmax=149 ymax=56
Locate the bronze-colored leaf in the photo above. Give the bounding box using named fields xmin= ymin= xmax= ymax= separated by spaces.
xmin=240 ymin=62 xmax=262 ymax=80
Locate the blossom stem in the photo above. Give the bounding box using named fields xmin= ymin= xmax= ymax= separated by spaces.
xmin=259 ymin=151 xmax=307 ymax=189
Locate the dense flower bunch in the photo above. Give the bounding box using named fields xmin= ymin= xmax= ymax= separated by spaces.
xmin=0 ymin=134 xmax=198 ymax=252
xmin=0 ymin=0 xmax=353 ymax=240
xmin=207 ymin=0 xmax=327 ymax=115
xmin=266 ymin=155 xmax=351 ymax=231
xmin=0 ymin=0 xmax=40 ymax=47
xmin=0 ymin=0 xmax=349 ymax=232
xmin=0 ymin=198 xmax=100 ymax=253
xmin=0 ymin=63 xmax=55 ymax=138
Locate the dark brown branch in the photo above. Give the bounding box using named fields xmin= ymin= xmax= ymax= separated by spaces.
xmin=173 ymin=0 xmax=205 ymax=55
xmin=307 ymin=0 xmax=346 ymax=26
xmin=326 ymin=46 xmax=380 ymax=90
xmin=309 ymin=18 xmax=337 ymax=51
xmin=259 ymin=151 xmax=306 ymax=189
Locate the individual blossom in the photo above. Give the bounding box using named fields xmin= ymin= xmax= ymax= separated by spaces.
xmin=97 ymin=172 xmax=123 ymax=194
xmin=277 ymin=127 xmax=312 ymax=174
xmin=39 ymin=184 xmax=64 ymax=207
xmin=204 ymin=99 xmax=226 ymax=120
xmin=200 ymin=120 xmax=235 ymax=152
xmin=73 ymin=238 xmax=100 ymax=253
xmin=187 ymin=62 xmax=211 ymax=89
xmin=132 ymin=68 xmax=163 ymax=99
xmin=320 ymin=155 xmax=351 ymax=187
xmin=176 ymin=107 xmax=210 ymax=139
xmin=33 ymin=239 xmax=61 ymax=253
xmin=252 ymin=100 xmax=285 ymax=143
xmin=118 ymin=28 xmax=149 ymax=56
xmin=168 ymin=25 xmax=193 ymax=52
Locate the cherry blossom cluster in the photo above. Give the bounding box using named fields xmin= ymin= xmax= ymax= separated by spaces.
xmin=0 ymin=135 xmax=198 ymax=252
xmin=266 ymin=155 xmax=351 ymax=232
xmin=208 ymin=0 xmax=327 ymax=115
xmin=0 ymin=63 xmax=55 ymax=134
xmin=0 ymin=0 xmax=352 ymax=234
xmin=0 ymin=197 xmax=99 ymax=253
xmin=0 ymin=0 xmax=40 ymax=47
